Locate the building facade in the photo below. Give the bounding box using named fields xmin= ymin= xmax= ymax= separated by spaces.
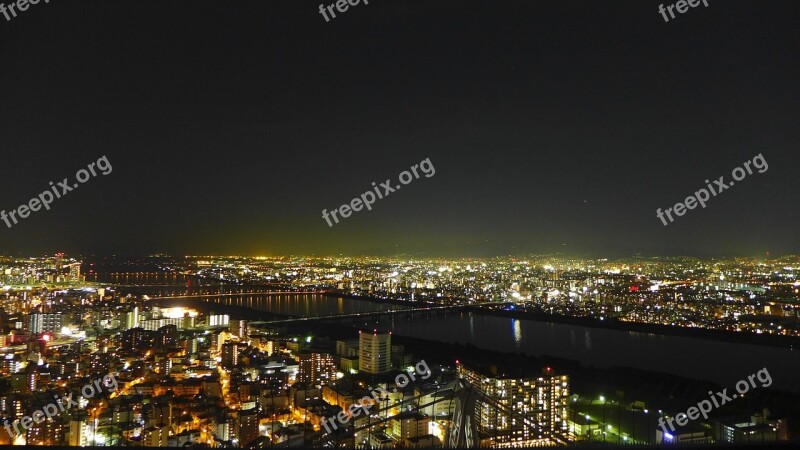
xmin=359 ymin=331 xmax=391 ymax=374
xmin=457 ymin=363 xmax=569 ymax=446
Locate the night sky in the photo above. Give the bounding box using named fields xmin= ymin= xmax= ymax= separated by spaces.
xmin=0 ymin=0 xmax=797 ymax=258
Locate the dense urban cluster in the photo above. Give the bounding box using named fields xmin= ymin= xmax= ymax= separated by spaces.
xmin=0 ymin=290 xmax=567 ymax=446
xmin=0 ymin=254 xmax=795 ymax=447
xmin=169 ymin=255 xmax=800 ymax=338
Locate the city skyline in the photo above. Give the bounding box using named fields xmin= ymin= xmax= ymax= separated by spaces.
xmin=0 ymin=0 xmax=797 ymax=447
xmin=0 ymin=252 xmax=796 ymax=446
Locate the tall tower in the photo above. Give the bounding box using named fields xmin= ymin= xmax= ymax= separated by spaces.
xmin=358 ymin=330 xmax=391 ymax=374
xmin=221 ymin=342 xmax=239 ymax=367
xmin=229 ymin=319 xmax=248 ymax=339
xmin=456 ymin=363 xmax=569 ymax=446
xmin=68 ymin=262 xmax=81 ymax=282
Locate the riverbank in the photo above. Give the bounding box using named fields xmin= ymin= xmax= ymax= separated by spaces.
xmin=473 ymin=308 xmax=800 ymax=349
xmin=150 ymin=297 xmax=291 ymax=322
xmin=327 ymin=291 xmax=799 ymax=349
xmin=279 ymin=319 xmax=800 ymax=437
xmin=158 ymin=292 xmax=800 ymax=400
xmin=154 ymin=288 xmax=798 ymax=348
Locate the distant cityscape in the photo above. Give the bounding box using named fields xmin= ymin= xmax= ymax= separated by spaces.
xmin=0 ymin=254 xmax=796 ymax=447
xmin=90 ymin=254 xmax=800 ymax=338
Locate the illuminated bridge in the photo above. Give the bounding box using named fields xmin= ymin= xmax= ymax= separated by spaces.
xmin=146 ymin=291 xmax=513 ymax=325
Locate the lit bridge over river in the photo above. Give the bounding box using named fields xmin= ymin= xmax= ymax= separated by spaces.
xmin=146 ymin=291 xmax=513 ymax=324
xmin=251 ymin=301 xmax=511 ymax=325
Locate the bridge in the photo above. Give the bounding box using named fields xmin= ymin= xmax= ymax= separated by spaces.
xmin=146 ymin=291 xmax=513 ymax=324
xmin=250 ymin=302 xmax=509 ymax=325
xmin=145 ymin=290 xmax=333 ymax=299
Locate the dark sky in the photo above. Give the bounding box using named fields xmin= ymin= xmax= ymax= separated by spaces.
xmin=0 ymin=0 xmax=797 ymax=258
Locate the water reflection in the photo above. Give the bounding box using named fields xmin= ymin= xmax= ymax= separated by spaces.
xmin=107 ymin=280 xmax=798 ymax=393
xmin=373 ymin=312 xmax=799 ymax=392
xmin=584 ymin=330 xmax=592 ymax=351
xmin=512 ymin=319 xmax=522 ymax=349
xmin=166 ymin=292 xmax=398 ymax=317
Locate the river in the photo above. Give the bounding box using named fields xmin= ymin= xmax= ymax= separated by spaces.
xmin=109 ymin=278 xmax=799 ymax=393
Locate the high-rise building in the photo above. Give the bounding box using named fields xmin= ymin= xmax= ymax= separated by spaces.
xmin=358 ymin=330 xmax=391 ymax=374
xmin=457 ymin=363 xmax=569 ymax=446
xmin=121 ymin=327 xmax=156 ymax=348
xmin=146 ymin=398 xmax=172 ymax=428
xmin=181 ymin=336 xmax=199 ymax=354
xmin=389 ymin=411 xmax=430 ymax=441
xmin=140 ymin=317 xmax=195 ymax=331
xmin=182 ymin=314 xmax=195 ymax=330
xmin=26 ymin=416 xmax=66 ymax=445
xmin=236 ymin=409 xmax=259 ymax=447
xmin=124 ymin=307 xmax=140 ymax=330
xmin=221 ymin=342 xmax=239 ymax=368
xmin=229 ymin=320 xmax=248 ymax=339
xmin=157 ymin=324 xmax=178 ymax=348
xmin=0 ymin=354 xmax=22 ymax=376
xmin=211 ymin=413 xmax=235 ymax=443
xmin=143 ymin=424 xmax=170 ymax=447
xmin=208 ymin=314 xmax=230 ymax=327
xmin=296 ymin=352 xmax=337 ymax=386
xmin=29 ymin=313 xmax=64 ymax=335
xmin=67 ymin=412 xmax=90 ymax=447
xmin=67 ymin=262 xmax=81 ymax=281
